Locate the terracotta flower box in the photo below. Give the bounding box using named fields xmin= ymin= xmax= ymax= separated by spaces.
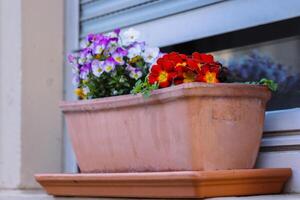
xmin=61 ymin=82 xmax=271 ymax=173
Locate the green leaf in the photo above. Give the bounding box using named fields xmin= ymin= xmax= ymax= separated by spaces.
xmin=243 ymin=78 xmax=278 ymax=92
xmin=259 ymin=78 xmax=278 ymax=92
xmin=131 ymin=78 xmax=159 ymax=98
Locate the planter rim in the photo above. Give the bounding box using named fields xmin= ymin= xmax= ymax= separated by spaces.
xmin=60 ymin=82 xmax=271 ymax=112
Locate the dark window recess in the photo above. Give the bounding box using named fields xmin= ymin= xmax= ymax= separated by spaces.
xmin=161 ymin=17 xmax=300 ymax=111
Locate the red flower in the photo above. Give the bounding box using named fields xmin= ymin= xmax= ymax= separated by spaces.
xmin=192 ymin=52 xmax=214 ymax=63
xmin=186 ymin=58 xmax=201 ymax=72
xmin=148 ymin=52 xmax=226 ymax=88
xmin=196 ymin=64 xmax=220 ymax=83
xmin=148 ymin=64 xmax=176 ymax=88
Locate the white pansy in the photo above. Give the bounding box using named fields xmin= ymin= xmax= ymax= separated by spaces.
xmin=80 ymin=70 xmax=89 ymax=80
xmin=91 ymin=60 xmax=104 ymax=77
xmin=94 ymin=44 xmax=105 ymax=54
xmin=83 ymin=87 xmax=90 ymax=95
xmin=129 ymin=70 xmax=143 ymax=80
xmin=78 ymin=58 xmax=85 ymax=65
xmin=106 ymin=31 xmax=118 ymax=38
xmin=120 ymin=28 xmax=140 ymax=46
xmin=86 ymin=52 xmax=93 ymax=63
xmin=80 ymin=39 xmax=90 ymax=49
xmin=142 ymin=47 xmax=160 ymax=64
xmin=127 ymin=45 xmax=142 ymax=59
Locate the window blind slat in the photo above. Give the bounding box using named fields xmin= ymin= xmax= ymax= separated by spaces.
xmin=81 ymin=0 xmax=154 ymax=21
xmin=80 ymin=0 xmax=224 ymax=38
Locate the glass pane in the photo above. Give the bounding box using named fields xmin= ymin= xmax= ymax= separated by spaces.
xmin=160 ymin=18 xmax=300 ymax=111
xmin=212 ymin=36 xmax=300 ymax=111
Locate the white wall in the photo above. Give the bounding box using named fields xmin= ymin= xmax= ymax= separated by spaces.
xmin=0 ymin=0 xmax=22 ymax=188
xmin=0 ymin=0 xmax=64 ymax=189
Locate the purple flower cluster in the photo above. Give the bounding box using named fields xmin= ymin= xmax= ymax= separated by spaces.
xmin=67 ymin=28 xmax=161 ymax=99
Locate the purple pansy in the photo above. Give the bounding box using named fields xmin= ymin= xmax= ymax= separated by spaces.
xmin=129 ymin=68 xmax=143 ymax=80
xmin=114 ymin=28 xmax=121 ymax=36
xmin=91 ymin=60 xmax=104 ymax=77
xmin=93 ymin=38 xmax=109 ymax=55
xmin=106 ymin=37 xmax=119 ymax=53
xmin=80 ymin=64 xmax=91 ymax=80
xmin=68 ymin=54 xmax=77 ymax=65
xmin=112 ymin=47 xmax=128 ymax=65
xmin=126 ymin=64 xmax=142 ymax=80
xmin=78 ymin=48 xmax=92 ymax=65
xmin=67 ymin=28 xmax=161 ymax=99
xmin=103 ymin=57 xmax=116 ymax=73
xmin=87 ymin=33 xmax=96 ymax=42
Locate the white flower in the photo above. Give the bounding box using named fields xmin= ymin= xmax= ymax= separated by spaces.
xmin=129 ymin=70 xmax=143 ymax=80
xmin=106 ymin=31 xmax=117 ymax=38
xmin=80 ymin=70 xmax=89 ymax=80
xmin=120 ymin=28 xmax=140 ymax=46
xmin=91 ymin=60 xmax=104 ymax=77
xmin=78 ymin=57 xmax=86 ymax=65
xmin=94 ymin=44 xmax=105 ymax=55
xmin=80 ymin=39 xmax=90 ymax=49
xmin=142 ymin=47 xmax=160 ymax=64
xmin=83 ymin=87 xmax=90 ymax=95
xmin=127 ymin=45 xmax=142 ymax=59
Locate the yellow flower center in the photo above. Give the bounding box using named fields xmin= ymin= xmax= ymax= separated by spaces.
xmin=197 ymin=63 xmax=202 ymax=69
xmin=133 ymin=74 xmax=139 ymax=79
xmin=204 ymin=72 xmax=218 ymax=83
xmin=130 ymin=56 xmax=141 ymax=63
xmin=158 ymin=71 xmax=168 ymax=83
xmin=176 ymin=62 xmax=187 ymax=67
xmin=183 ymin=72 xmax=195 ymax=83
xmin=106 ymin=66 xmax=112 ymax=71
xmin=115 ymin=57 xmax=122 ymax=62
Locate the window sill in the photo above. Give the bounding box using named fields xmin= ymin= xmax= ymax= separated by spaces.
xmin=0 ymin=190 xmax=299 ymax=200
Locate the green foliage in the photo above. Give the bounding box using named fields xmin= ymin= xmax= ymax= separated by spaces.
xmin=131 ymin=78 xmax=159 ymax=98
xmin=244 ymin=78 xmax=278 ymax=92
xmin=81 ymin=66 xmax=140 ymax=99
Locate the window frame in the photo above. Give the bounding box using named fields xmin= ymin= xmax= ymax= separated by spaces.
xmin=64 ymin=0 xmax=80 ymax=173
xmin=64 ymin=0 xmax=300 ymax=172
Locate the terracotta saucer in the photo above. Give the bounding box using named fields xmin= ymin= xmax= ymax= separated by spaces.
xmin=35 ymin=168 xmax=291 ymax=198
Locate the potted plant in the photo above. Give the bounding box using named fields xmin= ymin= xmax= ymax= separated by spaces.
xmin=62 ymin=28 xmax=276 ymax=173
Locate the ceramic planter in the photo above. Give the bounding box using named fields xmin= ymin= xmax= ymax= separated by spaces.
xmin=61 ymin=83 xmax=271 ymax=173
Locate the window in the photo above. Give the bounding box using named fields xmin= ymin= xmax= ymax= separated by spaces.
xmin=65 ymin=0 xmax=300 ymax=173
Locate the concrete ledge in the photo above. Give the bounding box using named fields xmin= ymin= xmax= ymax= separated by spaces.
xmin=208 ymin=194 xmax=300 ymax=200
xmin=0 ymin=190 xmax=300 ymax=200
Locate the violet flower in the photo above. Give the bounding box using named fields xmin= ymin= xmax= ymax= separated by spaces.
xmin=112 ymin=47 xmax=128 ymax=65
xmin=91 ymin=60 xmax=104 ymax=77
xmin=103 ymin=57 xmax=116 ymax=73
xmin=129 ymin=68 xmax=143 ymax=80
xmin=80 ymin=64 xmax=91 ymax=80
xmin=93 ymin=38 xmax=109 ymax=55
